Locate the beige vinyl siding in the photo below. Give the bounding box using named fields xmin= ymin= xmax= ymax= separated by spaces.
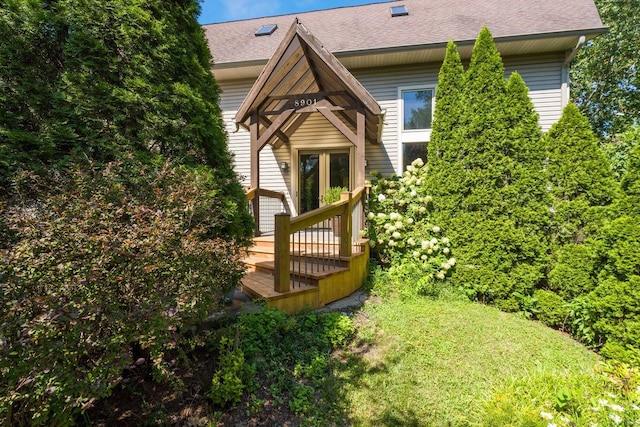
xmin=504 ymin=53 xmax=564 ymax=131
xmin=217 ymin=53 xmax=565 ymax=192
xmin=219 ymin=79 xmax=253 ymax=186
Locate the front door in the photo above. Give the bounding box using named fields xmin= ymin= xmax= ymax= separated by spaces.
xmin=298 ymin=150 xmax=350 ymax=214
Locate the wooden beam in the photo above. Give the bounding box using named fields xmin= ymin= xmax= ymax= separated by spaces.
xmin=250 ymin=112 xmax=261 ymax=236
xmin=317 ymin=106 xmax=357 ymax=145
xmin=356 ymin=108 xmax=366 ymax=187
xmin=257 ymin=109 xmax=295 ymax=149
xmin=297 ymin=31 xmax=381 ymax=115
xmin=235 ymin=23 xmax=304 ymax=123
xmin=283 ymin=113 xmax=309 ymax=138
xmin=258 ymin=116 xmax=289 ymax=146
xmin=339 ymin=191 xmax=353 ymax=257
xmin=250 ymin=112 xmax=259 ymax=189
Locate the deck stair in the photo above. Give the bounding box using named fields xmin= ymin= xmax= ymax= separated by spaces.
xmin=241 ymin=235 xmax=369 ymax=312
xmin=242 ymin=186 xmax=370 ymax=313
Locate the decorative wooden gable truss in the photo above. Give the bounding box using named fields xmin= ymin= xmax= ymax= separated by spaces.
xmin=235 ymin=19 xmax=383 ymax=193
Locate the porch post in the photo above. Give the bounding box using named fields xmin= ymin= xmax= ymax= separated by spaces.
xmin=250 ymin=112 xmax=261 ymax=236
xmin=339 ymin=191 xmax=353 ymax=257
xmin=356 ymin=107 xmax=366 ymax=187
xmin=274 ymin=213 xmax=291 ymax=293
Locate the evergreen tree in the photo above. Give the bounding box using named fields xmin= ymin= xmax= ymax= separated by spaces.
xmin=427 ymin=40 xmax=464 ymax=161
xmin=426 ymin=27 xmax=548 ymax=309
xmin=425 ymin=39 xmax=465 ymax=213
xmin=1 ymin=0 xmax=235 ymax=182
xmin=581 ymin=146 xmax=640 ymax=364
xmin=545 ymin=103 xmax=619 ymax=247
xmin=545 ymin=104 xmax=619 ymax=302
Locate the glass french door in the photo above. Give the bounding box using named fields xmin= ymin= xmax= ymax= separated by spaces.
xmin=298 ymin=150 xmax=350 ymax=214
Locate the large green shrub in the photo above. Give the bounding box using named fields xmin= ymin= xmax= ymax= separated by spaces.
xmin=0 ymin=0 xmax=234 ymax=187
xmin=545 ymin=104 xmax=619 ymax=248
xmin=424 ymin=28 xmax=548 ymax=309
xmin=545 ymin=104 xmax=620 ymax=326
xmin=426 ymin=39 xmax=464 ymax=190
xmin=585 ymin=215 xmax=640 ymax=364
xmin=0 ymin=156 xmax=252 ymax=424
xmin=562 ymin=143 xmax=640 ymax=364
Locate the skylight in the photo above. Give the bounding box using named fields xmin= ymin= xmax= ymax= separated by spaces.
xmin=390 ymin=5 xmax=409 ymax=17
xmin=255 ymin=24 xmax=277 ymax=36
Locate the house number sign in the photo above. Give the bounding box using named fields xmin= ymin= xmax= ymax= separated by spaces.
xmin=292 ymin=97 xmax=319 ymax=108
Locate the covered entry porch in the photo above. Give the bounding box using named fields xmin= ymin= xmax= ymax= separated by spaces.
xmin=235 ymin=20 xmax=383 ymax=312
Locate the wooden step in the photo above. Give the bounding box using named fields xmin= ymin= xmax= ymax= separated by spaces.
xmin=241 ymin=270 xmax=319 ymax=300
xmin=242 ymin=254 xmax=349 ymax=285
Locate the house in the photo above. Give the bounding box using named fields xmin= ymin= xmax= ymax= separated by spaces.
xmin=202 ymin=0 xmax=606 ymax=311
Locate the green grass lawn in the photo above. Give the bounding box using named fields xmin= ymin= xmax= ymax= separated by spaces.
xmin=333 ymin=296 xmax=599 ymax=426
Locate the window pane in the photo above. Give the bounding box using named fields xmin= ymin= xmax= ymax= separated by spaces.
xmin=299 ymin=153 xmax=319 ymax=214
xmin=329 ymin=152 xmax=350 ymax=189
xmin=402 ymin=143 xmax=427 ymax=172
xmin=403 ymin=90 xmax=433 ymax=130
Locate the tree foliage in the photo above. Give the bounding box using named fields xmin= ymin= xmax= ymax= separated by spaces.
xmin=601 ymin=125 xmax=640 ymax=182
xmin=425 ymin=27 xmax=548 ymax=310
xmin=545 ymin=103 xmax=619 ymax=247
xmin=0 ymin=156 xmax=252 ymax=424
xmin=543 ymin=104 xmax=619 ymax=327
xmin=0 ymin=0 xmax=235 ymax=185
xmin=0 ymin=1 xmax=254 ymax=423
xmin=570 ymin=0 xmax=640 ymax=136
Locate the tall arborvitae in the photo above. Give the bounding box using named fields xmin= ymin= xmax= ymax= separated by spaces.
xmin=581 ymin=142 xmax=640 ymax=364
xmin=545 ymin=104 xmax=619 ymax=302
xmin=427 ymin=27 xmax=548 ymax=310
xmin=1 ymin=0 xmax=237 ymax=179
xmin=425 ymin=39 xmax=465 ymax=212
xmin=545 ymin=103 xmax=619 ymax=246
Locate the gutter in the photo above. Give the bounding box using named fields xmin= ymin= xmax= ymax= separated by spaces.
xmin=564 ymin=35 xmax=586 ymax=66
xmin=561 ymin=35 xmax=587 ymax=107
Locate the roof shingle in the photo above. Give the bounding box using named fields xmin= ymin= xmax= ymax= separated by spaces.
xmin=203 ymin=0 xmax=605 ymax=67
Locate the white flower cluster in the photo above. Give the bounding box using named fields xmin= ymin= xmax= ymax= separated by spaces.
xmin=367 ymin=158 xmax=454 ymax=280
xmin=539 ymin=390 xmax=640 ymax=427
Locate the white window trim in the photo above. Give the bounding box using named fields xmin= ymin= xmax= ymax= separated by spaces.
xmin=397 ymin=85 xmax=435 ymax=173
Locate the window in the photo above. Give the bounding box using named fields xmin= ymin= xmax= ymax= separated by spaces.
xmin=402 ymin=143 xmax=427 ymax=172
xmin=403 ymin=89 xmax=433 ymax=130
xmin=390 ymin=5 xmax=409 ymax=17
xmin=255 ymin=24 xmax=277 ymax=36
xmin=398 ymin=87 xmax=434 ymax=172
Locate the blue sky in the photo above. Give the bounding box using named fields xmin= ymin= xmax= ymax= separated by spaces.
xmin=198 ymin=0 xmax=389 ymax=24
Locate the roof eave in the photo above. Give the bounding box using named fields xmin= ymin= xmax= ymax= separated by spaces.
xmin=214 ymin=26 xmax=608 ymax=77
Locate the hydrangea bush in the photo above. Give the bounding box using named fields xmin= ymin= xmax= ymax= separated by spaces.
xmin=366 ymin=159 xmax=455 ymax=296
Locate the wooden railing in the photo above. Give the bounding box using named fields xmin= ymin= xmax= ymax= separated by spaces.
xmin=246 ymin=187 xmax=286 ymax=236
xmin=273 ymin=187 xmax=366 ymax=293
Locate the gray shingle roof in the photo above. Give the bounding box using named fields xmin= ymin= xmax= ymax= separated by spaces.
xmin=203 ymin=0 xmax=605 ymax=67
